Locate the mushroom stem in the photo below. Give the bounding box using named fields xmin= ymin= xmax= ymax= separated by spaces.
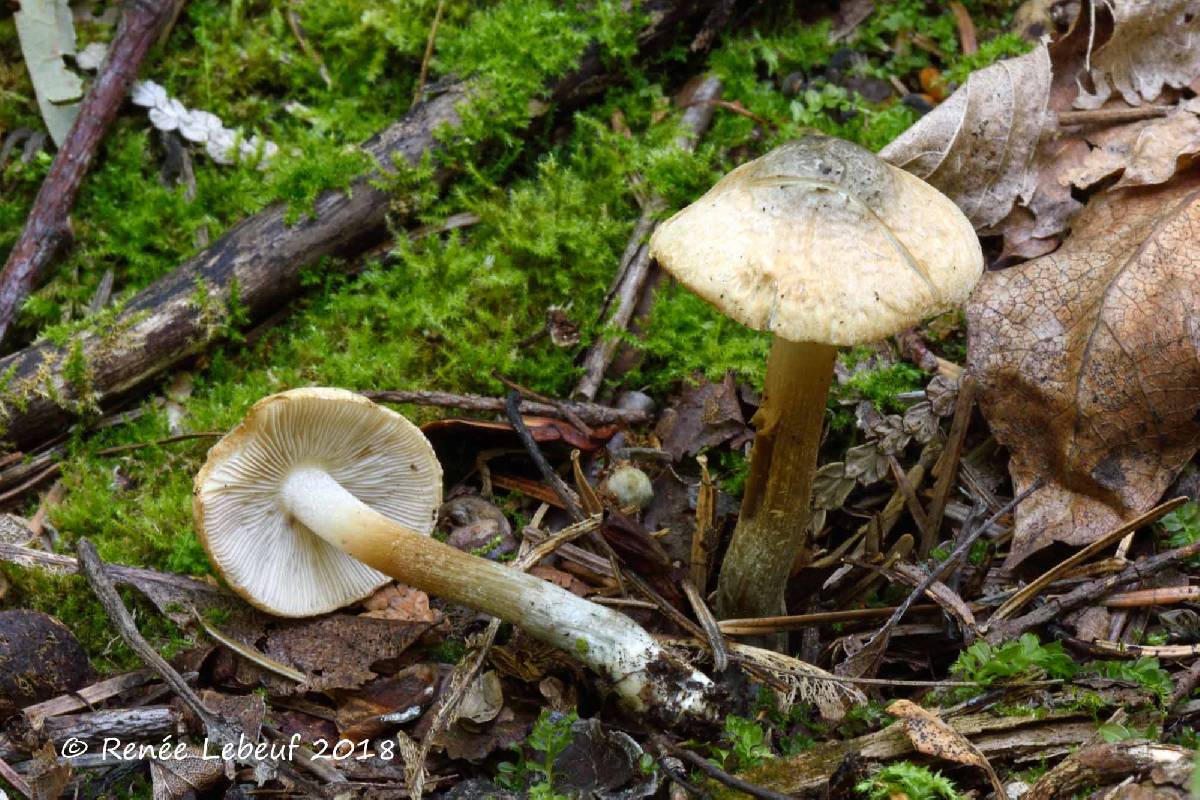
xmin=280 ymin=466 xmax=713 ymax=718
xmin=716 ymin=337 xmax=837 ymax=623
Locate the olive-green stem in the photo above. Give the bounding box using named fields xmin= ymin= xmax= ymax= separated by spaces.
xmin=716 ymin=336 xmax=837 ymax=624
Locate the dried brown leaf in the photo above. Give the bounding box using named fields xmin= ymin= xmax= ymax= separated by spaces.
xmin=1075 ymin=1 xmax=1200 ymax=109
xmin=887 ymin=700 xmax=1005 ymax=798
xmin=336 ymin=662 xmax=438 ymax=741
xmin=654 ymin=373 xmax=748 ymax=461
xmin=263 ymin=614 xmax=434 ymax=691
xmin=361 ymin=583 xmax=444 ymax=624
xmin=150 ymin=745 xmax=226 ymax=800
xmin=967 ymin=174 xmax=1200 ymax=568
xmin=881 ymin=44 xmax=1053 ymax=228
xmin=1058 ymin=102 xmax=1200 ymax=191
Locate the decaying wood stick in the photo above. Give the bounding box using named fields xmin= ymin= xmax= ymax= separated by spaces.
xmin=0 ymin=541 xmax=232 ymax=602
xmin=42 ymin=707 xmax=179 ymax=744
xmin=985 ymin=538 xmax=1200 ymax=644
xmin=739 ymin=710 xmax=1096 ymax=796
xmin=362 ymin=389 xmax=648 ymax=426
xmin=75 ymin=538 xmax=323 ymax=791
xmin=0 ymin=0 xmax=724 ymax=454
xmin=1025 ymin=741 xmax=1191 ymax=800
xmin=573 ymin=74 xmax=722 ymax=401
xmin=657 ymin=735 xmax=794 ymax=800
xmin=0 ymin=0 xmax=181 ymax=344
xmin=24 ymin=670 xmax=156 ymax=729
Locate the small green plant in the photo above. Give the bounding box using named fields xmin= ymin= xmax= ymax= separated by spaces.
xmin=949 ymin=633 xmax=1077 ymax=700
xmin=710 ymin=715 xmax=773 ymax=771
xmin=1096 ymin=721 xmax=1158 ymax=743
xmin=856 ymin=761 xmax=960 ymax=800
xmin=1087 ymin=656 xmax=1173 ymax=707
xmin=1161 ymin=502 xmax=1200 ymax=564
xmin=495 ymin=708 xmax=578 ymax=799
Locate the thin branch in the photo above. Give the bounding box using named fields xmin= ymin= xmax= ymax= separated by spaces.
xmin=505 ymin=391 xmax=584 ymax=520
xmin=363 ymin=389 xmax=648 ymax=426
xmin=655 ymin=736 xmax=795 ymax=800
xmin=286 ymin=2 xmax=332 ymax=89
xmin=839 ymin=482 xmax=1041 ymax=678
xmin=924 ymin=373 xmax=977 ymax=552
xmin=74 ymin=539 xmax=324 ymax=793
xmin=0 ymin=0 xmax=180 ymax=344
xmin=0 ymin=752 xmax=31 ymax=799
xmin=574 ymin=75 xmax=722 ymax=400
xmin=987 ymin=537 xmax=1200 ymax=644
xmin=1058 ymin=106 xmax=1171 ymax=127
xmin=411 ymin=0 xmax=447 ymax=108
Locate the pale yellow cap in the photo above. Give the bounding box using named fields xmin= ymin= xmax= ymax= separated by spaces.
xmin=649 ymin=137 xmax=983 ymax=345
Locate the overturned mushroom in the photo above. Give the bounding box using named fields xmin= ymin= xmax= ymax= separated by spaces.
xmin=649 ymin=136 xmax=982 ymax=622
xmin=194 ymin=388 xmax=714 ymax=718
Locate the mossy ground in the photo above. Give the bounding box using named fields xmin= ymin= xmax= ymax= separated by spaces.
xmin=1 ymin=1 xmax=1023 ymax=670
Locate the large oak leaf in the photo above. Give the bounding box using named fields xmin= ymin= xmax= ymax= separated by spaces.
xmin=966 ymin=173 xmax=1200 ymax=568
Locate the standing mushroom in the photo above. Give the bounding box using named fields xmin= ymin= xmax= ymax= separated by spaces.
xmin=648 ymin=136 xmax=982 ymax=622
xmin=194 ymin=388 xmax=713 ymax=719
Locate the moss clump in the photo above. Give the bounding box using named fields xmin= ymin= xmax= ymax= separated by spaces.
xmin=1 ymin=0 xmax=1028 ymax=667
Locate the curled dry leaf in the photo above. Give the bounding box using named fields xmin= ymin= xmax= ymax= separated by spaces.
xmin=1061 ymin=101 xmax=1200 ymax=190
xmin=967 ymin=173 xmax=1200 ymax=568
xmin=1074 ymin=0 xmax=1200 ymax=109
xmin=813 ymin=461 xmax=855 ymax=510
xmin=887 ymin=700 xmax=1006 ymax=799
xmin=880 ymin=44 xmax=1052 ymax=229
xmin=150 ymin=745 xmax=226 ymax=800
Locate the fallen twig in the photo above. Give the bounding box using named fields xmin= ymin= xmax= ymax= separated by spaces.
xmin=334 ymin=390 xmax=641 ymax=426
xmin=0 ymin=0 xmax=180 ymax=344
xmin=411 ymin=0 xmax=447 ymax=108
xmin=1104 ymin=585 xmax=1200 ymax=607
xmin=923 ymin=374 xmax=977 ymax=554
xmin=989 ymin=496 xmax=1186 ymax=622
xmin=839 ymin=482 xmax=1041 ymax=678
xmin=718 ymin=604 xmax=945 ymax=635
xmin=574 ymin=75 xmax=722 ymax=400
xmin=0 ymin=752 xmax=31 ymax=799
xmin=505 ymin=391 xmax=585 ymax=520
xmin=987 ymin=537 xmax=1200 ymax=644
xmin=75 ymin=538 xmax=325 ymax=791
xmin=286 ymin=2 xmax=332 ymax=89
xmin=1057 ymin=106 xmax=1171 ymax=127
xmin=655 ymin=736 xmax=796 ymax=800
xmin=23 ymin=669 xmax=156 ymax=730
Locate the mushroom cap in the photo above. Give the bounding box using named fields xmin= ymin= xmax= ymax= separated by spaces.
xmin=194 ymin=387 xmax=442 ymax=617
xmin=649 ymin=136 xmax=983 ymax=345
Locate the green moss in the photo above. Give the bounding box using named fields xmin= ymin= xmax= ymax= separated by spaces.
xmin=834 ymin=355 xmax=925 ymax=417
xmin=2 ymin=0 xmax=1029 ymax=669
